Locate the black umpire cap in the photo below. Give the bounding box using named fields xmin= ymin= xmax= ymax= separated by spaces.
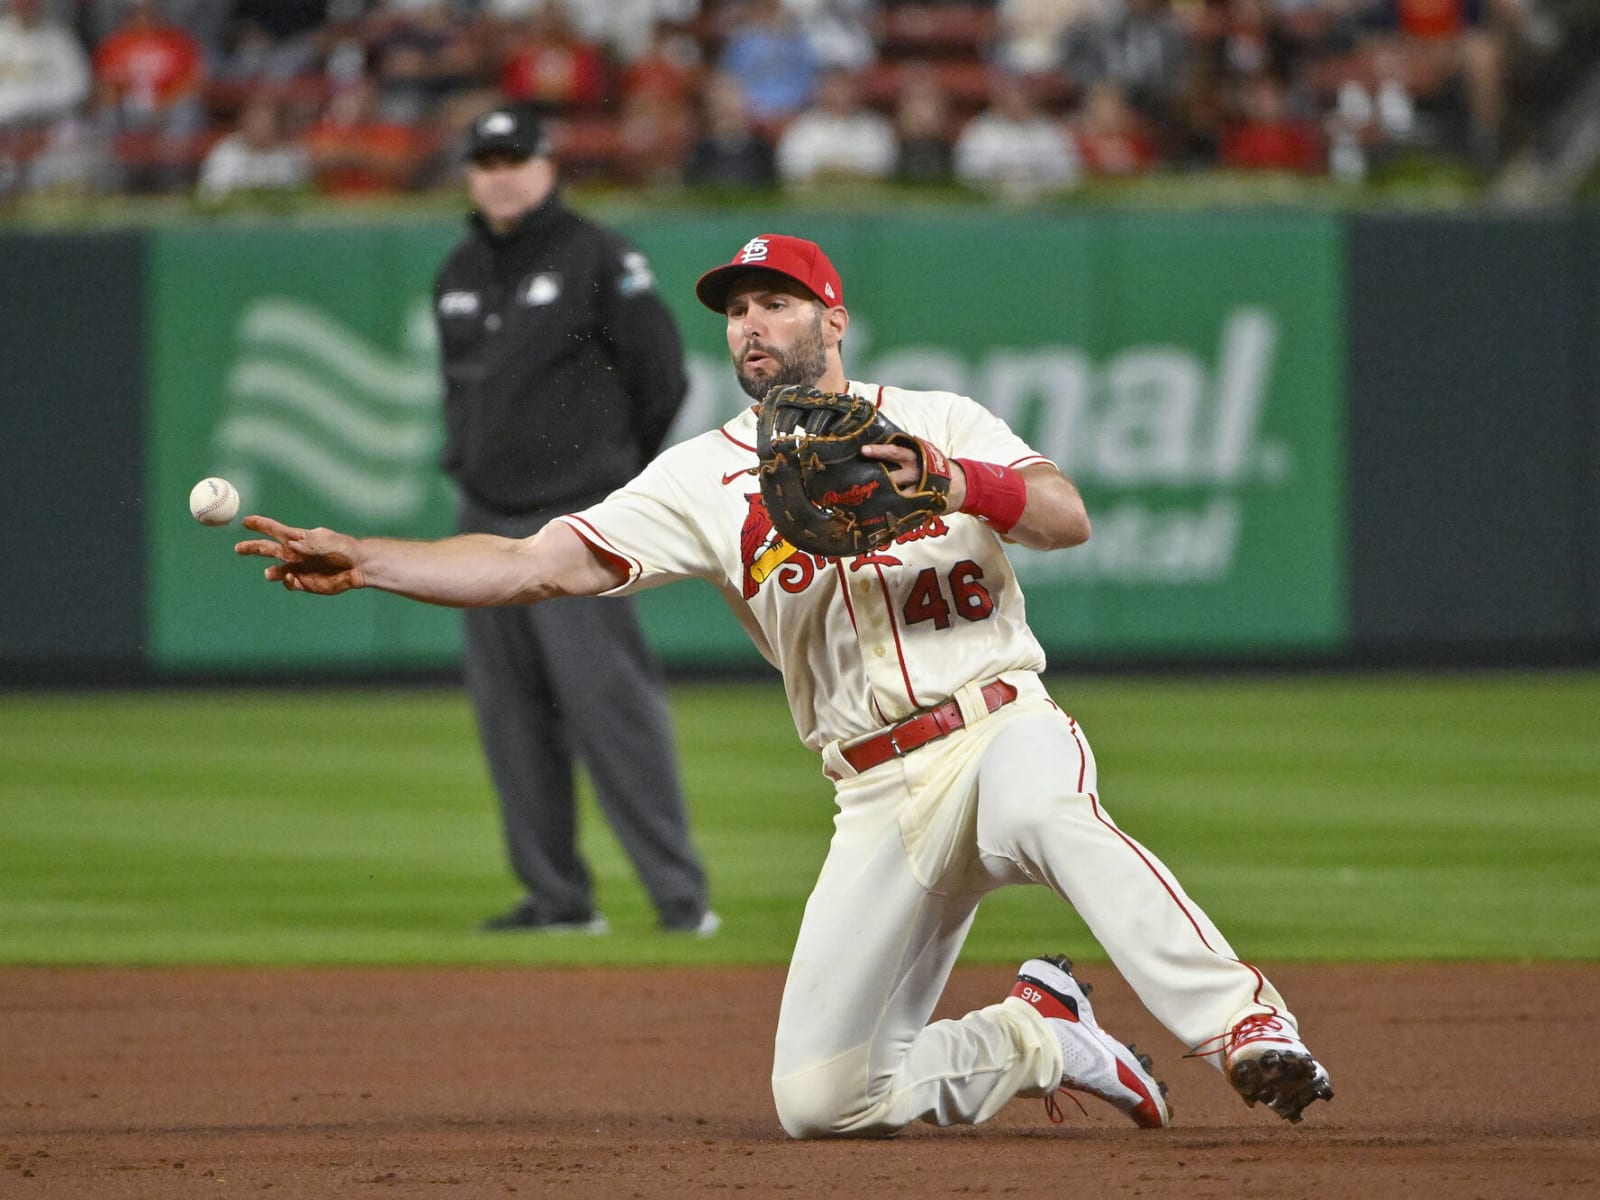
xmin=466 ymin=104 xmax=552 ymax=163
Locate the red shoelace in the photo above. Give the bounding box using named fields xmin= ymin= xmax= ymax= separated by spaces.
xmin=1184 ymin=1011 xmax=1290 ymax=1063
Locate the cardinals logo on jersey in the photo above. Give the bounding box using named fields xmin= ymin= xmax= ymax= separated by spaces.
xmin=738 ymin=492 xmax=958 ymax=599
xmin=739 ymin=494 xmax=802 ymax=598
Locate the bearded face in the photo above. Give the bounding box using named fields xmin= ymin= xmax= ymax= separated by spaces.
xmin=734 ymin=307 xmax=830 ymax=401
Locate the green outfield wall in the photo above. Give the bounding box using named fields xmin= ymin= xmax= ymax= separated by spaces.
xmin=140 ymin=211 xmax=1346 ymax=672
xmin=3 ymin=210 xmax=1595 ymax=678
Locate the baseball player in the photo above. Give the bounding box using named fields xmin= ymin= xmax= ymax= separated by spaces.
xmin=236 ymin=234 xmax=1333 ymax=1136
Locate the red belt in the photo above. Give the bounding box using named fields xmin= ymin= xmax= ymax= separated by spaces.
xmin=841 ymin=680 xmax=1019 ymax=774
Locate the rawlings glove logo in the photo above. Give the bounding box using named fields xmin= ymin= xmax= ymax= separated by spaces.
xmin=755 ymin=384 xmax=951 ymax=559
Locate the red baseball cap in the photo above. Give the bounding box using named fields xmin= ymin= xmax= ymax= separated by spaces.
xmin=694 ymin=234 xmax=844 ymax=312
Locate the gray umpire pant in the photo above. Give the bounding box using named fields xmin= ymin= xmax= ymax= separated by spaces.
xmin=457 ymin=494 xmax=708 ymax=927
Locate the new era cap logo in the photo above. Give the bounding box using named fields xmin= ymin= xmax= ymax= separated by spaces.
xmin=824 ymin=282 xmax=835 ymax=299
xmin=737 ymin=237 xmax=770 ymax=264
xmin=480 ymin=111 xmax=515 ymax=135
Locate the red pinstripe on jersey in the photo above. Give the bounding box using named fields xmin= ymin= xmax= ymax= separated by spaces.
xmin=832 ymin=558 xmax=860 ymax=636
xmin=870 ymin=559 xmax=921 ymax=709
xmin=831 ymin=558 xmax=892 ymax=726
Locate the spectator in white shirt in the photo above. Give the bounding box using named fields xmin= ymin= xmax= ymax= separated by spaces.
xmin=0 ymin=0 xmax=90 ymax=130
xmin=775 ymin=66 xmax=896 ymax=186
xmin=0 ymin=0 xmax=91 ymax=192
xmin=953 ymin=70 xmax=1082 ymax=199
xmin=994 ymin=0 xmax=1109 ymax=75
xmin=197 ymin=91 xmax=311 ymax=203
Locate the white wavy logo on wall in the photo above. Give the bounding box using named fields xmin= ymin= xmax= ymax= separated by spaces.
xmin=212 ymin=297 xmax=442 ymax=523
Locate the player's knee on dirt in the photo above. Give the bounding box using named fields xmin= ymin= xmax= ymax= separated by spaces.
xmin=771 ymin=1056 xmax=880 ymax=1139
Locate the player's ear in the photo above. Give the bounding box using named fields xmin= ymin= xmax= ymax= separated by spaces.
xmin=822 ymin=304 xmax=849 ymax=348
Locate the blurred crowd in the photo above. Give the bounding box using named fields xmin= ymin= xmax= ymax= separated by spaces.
xmin=0 ymin=0 xmax=1593 ymax=205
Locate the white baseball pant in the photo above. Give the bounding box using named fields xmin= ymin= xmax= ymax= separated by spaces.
xmin=770 ymin=673 xmax=1294 ymax=1137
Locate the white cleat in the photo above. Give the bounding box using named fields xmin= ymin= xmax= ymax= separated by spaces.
xmin=1010 ymin=955 xmax=1171 ymax=1129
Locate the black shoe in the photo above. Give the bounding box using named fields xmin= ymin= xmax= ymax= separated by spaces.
xmin=479 ymin=900 xmax=609 ymax=934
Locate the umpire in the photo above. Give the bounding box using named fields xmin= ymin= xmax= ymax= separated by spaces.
xmin=433 ymin=103 xmax=714 ymax=935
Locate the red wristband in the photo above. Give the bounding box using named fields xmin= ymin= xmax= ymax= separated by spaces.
xmin=954 ymin=459 xmax=1027 ymax=534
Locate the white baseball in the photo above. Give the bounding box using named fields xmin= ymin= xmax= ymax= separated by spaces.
xmin=189 ymin=477 xmax=241 ymax=526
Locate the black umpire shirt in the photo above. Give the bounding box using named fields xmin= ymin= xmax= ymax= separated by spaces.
xmin=432 ymin=191 xmax=689 ymax=515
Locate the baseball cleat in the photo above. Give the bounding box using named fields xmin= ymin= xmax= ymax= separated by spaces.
xmin=1010 ymin=954 xmax=1171 ymax=1129
xmin=479 ymin=900 xmax=610 ymax=935
xmin=1219 ymin=1013 xmax=1334 ymax=1122
xmin=662 ymin=909 xmax=722 ymax=936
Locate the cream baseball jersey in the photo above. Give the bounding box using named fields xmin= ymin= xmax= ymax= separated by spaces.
xmin=558 ymin=382 xmax=1055 ymax=752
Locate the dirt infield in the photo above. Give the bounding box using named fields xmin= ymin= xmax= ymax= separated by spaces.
xmin=3 ymin=963 xmax=1596 ymax=1198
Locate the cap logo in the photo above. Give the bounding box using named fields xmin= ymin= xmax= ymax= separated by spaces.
xmin=823 ymin=282 xmax=835 ymax=300
xmin=481 ymin=112 xmax=515 ymax=136
xmin=737 ymin=237 xmax=770 ymax=264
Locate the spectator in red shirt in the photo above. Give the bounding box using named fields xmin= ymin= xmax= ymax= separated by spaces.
xmin=614 ymin=27 xmax=703 ymax=187
xmin=1069 ymin=80 xmax=1159 ymax=176
xmin=1392 ymin=0 xmax=1475 ymax=37
xmin=1218 ymin=72 xmax=1324 ymax=172
xmin=495 ymin=1 xmax=608 ymax=111
xmin=93 ymin=0 xmax=204 ymax=130
xmin=619 ymin=25 xmax=701 ymax=110
xmin=303 ymin=74 xmax=433 ymax=195
xmin=91 ymin=0 xmax=207 ymax=190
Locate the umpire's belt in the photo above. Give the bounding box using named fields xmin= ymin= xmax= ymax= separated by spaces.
xmin=840 ymin=680 xmax=1019 ymax=774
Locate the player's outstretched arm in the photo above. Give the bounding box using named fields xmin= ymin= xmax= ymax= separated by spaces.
xmin=234 ymin=515 xmax=625 ymax=606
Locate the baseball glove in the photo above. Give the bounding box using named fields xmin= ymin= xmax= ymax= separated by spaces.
xmin=756 ymin=384 xmax=951 ymax=558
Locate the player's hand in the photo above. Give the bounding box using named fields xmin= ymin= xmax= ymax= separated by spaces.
xmin=861 ymin=442 xmax=968 ymax=509
xmin=235 ymin=515 xmax=367 ymax=595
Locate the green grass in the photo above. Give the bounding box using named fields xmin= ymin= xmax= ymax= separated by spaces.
xmin=2 ymin=673 xmax=1596 ymax=965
